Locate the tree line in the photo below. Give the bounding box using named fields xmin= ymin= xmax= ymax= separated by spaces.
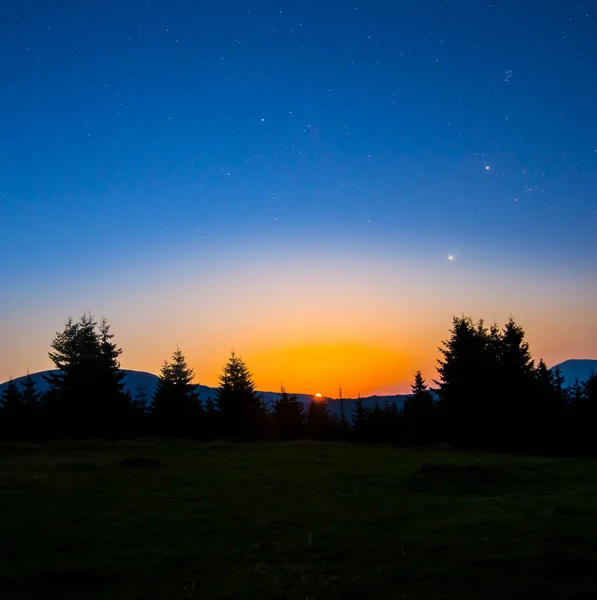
xmin=1 ymin=314 xmax=596 ymax=454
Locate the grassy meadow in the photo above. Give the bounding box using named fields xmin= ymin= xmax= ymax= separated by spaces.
xmin=1 ymin=440 xmax=596 ymax=599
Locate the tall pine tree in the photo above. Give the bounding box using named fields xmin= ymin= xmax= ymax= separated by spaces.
xmin=45 ymin=314 xmax=133 ymax=438
xmin=150 ymin=347 xmax=202 ymax=438
xmin=403 ymin=371 xmax=435 ymax=444
xmin=215 ymin=352 xmax=266 ymax=438
xmin=436 ymin=316 xmax=492 ymax=446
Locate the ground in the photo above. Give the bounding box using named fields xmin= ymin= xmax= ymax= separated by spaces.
xmin=1 ymin=440 xmax=596 ymax=599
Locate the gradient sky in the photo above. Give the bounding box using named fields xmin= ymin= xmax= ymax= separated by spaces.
xmin=1 ymin=0 xmax=596 ymax=397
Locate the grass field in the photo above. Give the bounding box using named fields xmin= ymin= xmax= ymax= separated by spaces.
xmin=1 ymin=441 xmax=596 ymax=599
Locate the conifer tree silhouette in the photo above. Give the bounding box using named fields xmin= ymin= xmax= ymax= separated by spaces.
xmin=436 ymin=316 xmax=496 ymax=447
xmin=272 ymin=387 xmax=305 ymax=439
xmin=403 ymin=371 xmax=435 ymax=444
xmin=306 ymin=397 xmax=334 ymax=440
xmin=45 ymin=314 xmax=132 ymax=438
xmin=215 ymin=351 xmax=266 ymax=438
xmin=20 ymin=372 xmax=41 ymax=439
xmin=351 ymin=396 xmax=370 ymax=441
xmin=0 ymin=379 xmax=25 ymax=440
xmin=150 ymin=347 xmax=202 ymax=437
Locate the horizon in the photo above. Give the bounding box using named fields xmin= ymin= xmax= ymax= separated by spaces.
xmin=1 ymin=1 xmax=596 ymax=396
xmin=3 ymin=357 xmax=597 ymax=400
xmin=1 ymin=326 xmax=595 ymax=398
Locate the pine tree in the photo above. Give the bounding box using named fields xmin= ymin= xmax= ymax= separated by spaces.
xmin=487 ymin=319 xmax=537 ymax=449
xmin=574 ymin=372 xmax=597 ymax=454
xmin=133 ymin=382 xmax=149 ymax=409
xmin=20 ymin=372 xmax=40 ymax=410
xmin=96 ymin=317 xmax=135 ymax=436
xmin=44 ymin=314 xmax=133 ymax=438
xmin=0 ymin=379 xmax=25 ymax=440
xmin=583 ymin=372 xmax=597 ymax=403
xmin=403 ymin=371 xmax=435 ymax=444
xmin=150 ymin=347 xmax=202 ymax=437
xmin=272 ymin=387 xmax=305 ymax=439
xmin=306 ymin=398 xmax=333 ymax=440
xmin=500 ymin=318 xmax=534 ymax=377
xmin=539 ymin=365 xmax=571 ymax=452
xmin=436 ymin=316 xmax=491 ymax=446
xmin=351 ymin=396 xmax=370 ymax=442
xmin=215 ymin=351 xmax=266 ymax=438
xmin=19 ymin=372 xmax=41 ymax=440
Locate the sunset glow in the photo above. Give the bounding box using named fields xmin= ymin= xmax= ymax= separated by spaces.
xmin=2 ymin=241 xmax=595 ymax=398
xmin=1 ymin=2 xmax=596 ymax=398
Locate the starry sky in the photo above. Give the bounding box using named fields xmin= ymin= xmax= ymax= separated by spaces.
xmin=1 ymin=0 xmax=596 ymax=397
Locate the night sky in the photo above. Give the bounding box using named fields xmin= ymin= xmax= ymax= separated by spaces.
xmin=2 ymin=1 xmax=596 ymax=396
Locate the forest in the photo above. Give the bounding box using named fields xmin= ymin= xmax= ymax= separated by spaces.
xmin=1 ymin=314 xmax=596 ymax=455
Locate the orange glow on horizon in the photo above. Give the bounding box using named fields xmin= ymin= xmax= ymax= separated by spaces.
xmin=2 ymin=243 xmax=596 ymax=394
xmin=245 ymin=342 xmax=420 ymax=398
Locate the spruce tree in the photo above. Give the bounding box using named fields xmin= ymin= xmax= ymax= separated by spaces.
xmin=133 ymin=382 xmax=149 ymax=409
xmin=436 ymin=316 xmax=491 ymax=446
xmin=96 ymin=317 xmax=134 ymax=436
xmin=583 ymin=372 xmax=597 ymax=403
xmin=351 ymin=396 xmax=370 ymax=442
xmin=306 ymin=398 xmax=333 ymax=440
xmin=150 ymin=347 xmax=202 ymax=437
xmin=45 ymin=314 xmax=132 ymax=438
xmin=0 ymin=379 xmax=25 ymax=440
xmin=20 ymin=372 xmax=41 ymax=440
xmin=215 ymin=351 xmax=266 ymax=438
xmin=403 ymin=371 xmax=435 ymax=444
xmin=540 ymin=366 xmax=570 ymax=452
xmin=20 ymin=372 xmax=40 ymax=410
xmin=574 ymin=372 xmax=597 ymax=454
xmin=489 ymin=319 xmax=537 ymax=449
xmin=272 ymin=387 xmax=305 ymax=439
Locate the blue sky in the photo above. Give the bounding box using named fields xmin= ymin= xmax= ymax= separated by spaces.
xmin=1 ymin=0 xmax=596 ymax=393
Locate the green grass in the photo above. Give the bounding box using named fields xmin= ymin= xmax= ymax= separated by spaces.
xmin=1 ymin=441 xmax=597 ymax=599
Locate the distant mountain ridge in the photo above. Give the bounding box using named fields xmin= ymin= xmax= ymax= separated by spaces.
xmin=553 ymin=360 xmax=597 ymax=387
xmin=2 ymin=359 xmax=595 ymax=419
xmin=0 ymin=369 xmax=410 ymax=419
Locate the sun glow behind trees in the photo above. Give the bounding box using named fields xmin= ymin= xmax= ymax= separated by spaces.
xmin=2 ymin=243 xmax=596 ymax=397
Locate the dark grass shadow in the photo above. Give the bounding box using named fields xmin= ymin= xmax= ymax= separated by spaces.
xmin=118 ymin=456 xmax=161 ymax=469
xmin=409 ymin=461 xmax=516 ymax=495
xmin=0 ymin=443 xmax=43 ymax=457
xmin=55 ymin=460 xmax=100 ymax=472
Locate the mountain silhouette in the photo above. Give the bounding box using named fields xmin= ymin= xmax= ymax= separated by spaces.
xmin=2 ymin=360 xmax=595 ymax=411
xmin=0 ymin=369 xmax=410 ymax=420
xmin=554 ymin=359 xmax=597 ymax=387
